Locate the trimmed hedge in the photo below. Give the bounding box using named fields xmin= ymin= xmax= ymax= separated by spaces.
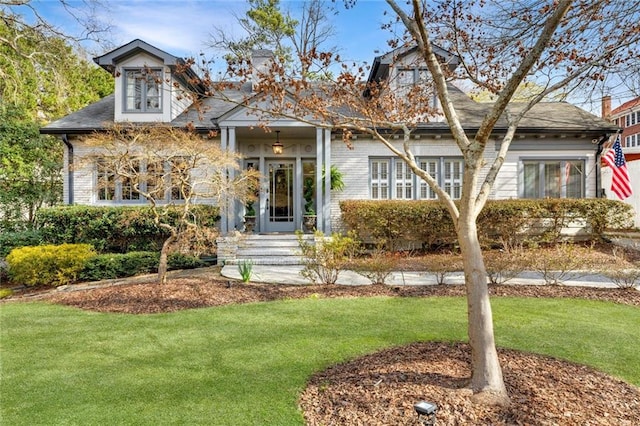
xmin=6 ymin=244 xmax=96 ymax=287
xmin=340 ymin=198 xmax=634 ymax=250
xmin=79 ymin=251 xmax=207 ymax=282
xmin=0 ymin=229 xmax=43 ymax=258
xmin=36 ymin=205 xmax=220 ymax=254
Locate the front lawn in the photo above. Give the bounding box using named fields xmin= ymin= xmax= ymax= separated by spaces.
xmin=1 ymin=296 xmax=638 ymax=425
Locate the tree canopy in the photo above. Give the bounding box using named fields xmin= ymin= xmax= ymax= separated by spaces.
xmin=204 ymin=0 xmax=640 ymax=404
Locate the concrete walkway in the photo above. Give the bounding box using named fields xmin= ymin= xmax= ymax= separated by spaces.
xmin=221 ymin=264 xmax=629 ymax=288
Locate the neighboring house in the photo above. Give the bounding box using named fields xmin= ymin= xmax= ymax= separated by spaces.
xmin=41 ymin=39 xmax=619 ymax=235
xmin=601 ymin=95 xmax=640 ymax=227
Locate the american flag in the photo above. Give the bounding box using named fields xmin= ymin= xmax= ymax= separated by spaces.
xmin=602 ymin=135 xmax=632 ymax=200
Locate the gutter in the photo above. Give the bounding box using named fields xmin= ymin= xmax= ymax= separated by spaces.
xmin=61 ymin=134 xmax=73 ymax=204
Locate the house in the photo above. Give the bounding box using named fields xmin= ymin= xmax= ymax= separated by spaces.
xmin=41 ymin=39 xmax=620 ymax=241
xmin=602 ymin=95 xmax=640 ymax=227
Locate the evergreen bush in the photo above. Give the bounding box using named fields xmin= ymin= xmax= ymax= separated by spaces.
xmin=0 ymin=229 xmax=43 ymax=258
xmin=36 ymin=205 xmax=220 ymax=253
xmin=6 ymin=244 xmax=96 ymax=287
xmin=340 ymin=199 xmax=634 ymax=251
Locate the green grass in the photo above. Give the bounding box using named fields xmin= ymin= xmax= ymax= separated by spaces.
xmin=1 ymin=296 xmax=638 ymax=425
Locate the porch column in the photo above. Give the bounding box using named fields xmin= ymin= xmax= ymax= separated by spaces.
xmin=315 ymin=127 xmax=324 ymax=233
xmin=323 ymin=128 xmax=332 ymax=233
xmin=220 ymin=127 xmax=228 ymax=234
xmin=296 ymin=156 xmax=303 ymax=230
xmin=258 ymin=156 xmax=266 ymax=233
xmin=228 ymin=127 xmax=237 ymax=231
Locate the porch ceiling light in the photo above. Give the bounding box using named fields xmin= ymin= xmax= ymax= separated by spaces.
xmin=272 ymin=130 xmax=284 ymax=155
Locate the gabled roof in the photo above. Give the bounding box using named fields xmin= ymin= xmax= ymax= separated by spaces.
xmin=94 ymin=39 xmax=183 ymax=72
xmin=41 ymin=39 xmax=616 ymax=137
xmin=41 ymin=83 xmax=617 ymax=136
xmin=366 ymin=44 xmax=461 ymax=85
xmin=93 ymin=39 xmax=206 ymax=94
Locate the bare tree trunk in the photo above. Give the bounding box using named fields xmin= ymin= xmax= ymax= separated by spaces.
xmin=457 ymin=213 xmax=509 ymax=406
xmin=158 ymin=233 xmax=176 ymax=285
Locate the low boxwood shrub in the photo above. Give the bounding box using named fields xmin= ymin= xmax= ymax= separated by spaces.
xmin=6 ymin=244 xmax=96 ymax=287
xmin=79 ymin=251 xmax=206 ymax=282
xmin=340 ymin=198 xmax=634 ymax=251
xmin=36 ymin=205 xmax=220 ymax=254
xmin=0 ymin=229 xmax=43 ymax=258
xmin=79 ymin=251 xmax=159 ymax=281
xmin=167 ymin=252 xmax=206 ymax=270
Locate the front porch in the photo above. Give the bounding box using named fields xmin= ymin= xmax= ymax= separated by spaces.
xmin=217 ymin=124 xmax=333 ymax=235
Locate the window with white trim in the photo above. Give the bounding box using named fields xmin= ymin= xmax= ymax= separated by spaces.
xmin=370 ymin=159 xmax=389 ymax=199
xmin=96 ymin=159 xmax=116 ymax=201
xmin=95 ymin=157 xmax=191 ymax=203
xmin=625 ymin=134 xmax=639 ymax=148
xmin=371 ymin=157 xmax=464 ymax=200
xmin=419 ymin=160 xmax=438 ymax=199
xmin=443 ymin=160 xmax=463 ymax=200
xmin=522 ymin=159 xmax=585 ymax=199
xmin=124 ymin=68 xmax=162 ymax=112
xmin=395 ymin=161 xmax=413 ymax=199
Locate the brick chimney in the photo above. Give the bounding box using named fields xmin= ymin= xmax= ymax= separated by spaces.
xmin=601 ymin=95 xmax=612 ymax=119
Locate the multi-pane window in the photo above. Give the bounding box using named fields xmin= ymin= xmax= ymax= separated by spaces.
xmin=170 ymin=157 xmax=191 ymax=201
xmin=96 ymin=159 xmax=116 ymax=201
xmin=395 ymin=161 xmax=413 ymax=199
xmin=370 ymin=159 xmax=389 ymax=199
xmin=371 ymin=157 xmax=463 ymax=200
xmin=625 ymin=112 xmax=640 ymax=127
xmin=145 ymin=160 xmax=165 ymax=199
xmin=443 ymin=160 xmax=463 ymax=200
xmin=625 ymin=134 xmax=639 ymax=148
xmin=125 ymin=68 xmax=162 ymax=112
xmin=96 ymin=158 xmax=190 ymax=203
xmin=522 ymin=159 xmax=584 ymax=199
xmin=419 ymin=160 xmax=438 ymax=199
xmin=121 ymin=160 xmax=141 ymax=201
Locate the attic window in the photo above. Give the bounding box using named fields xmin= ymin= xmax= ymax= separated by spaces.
xmin=124 ymin=68 xmax=162 ymax=112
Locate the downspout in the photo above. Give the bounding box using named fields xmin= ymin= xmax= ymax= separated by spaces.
xmin=595 ymin=132 xmax=614 ymax=198
xmin=61 ymin=134 xmax=74 ymax=204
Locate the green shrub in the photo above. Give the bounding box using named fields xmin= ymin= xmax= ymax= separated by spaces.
xmin=340 ymin=199 xmax=634 ymax=251
xmin=167 ymin=252 xmax=206 ymax=270
xmin=6 ymin=244 xmax=96 ymax=287
xmin=298 ymin=231 xmax=360 ymax=285
xmin=0 ymin=288 xmax=12 ymax=299
xmin=0 ymin=230 xmax=43 ymax=258
xmin=79 ymin=251 xmax=159 ymax=281
xmin=79 ymin=251 xmax=206 ymax=282
xmin=36 ymin=205 xmax=220 ymax=254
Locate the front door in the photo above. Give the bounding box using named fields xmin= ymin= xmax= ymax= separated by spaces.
xmin=265 ymin=161 xmax=296 ymax=232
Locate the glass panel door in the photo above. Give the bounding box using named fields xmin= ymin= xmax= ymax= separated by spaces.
xmin=266 ymin=161 xmax=296 ymax=232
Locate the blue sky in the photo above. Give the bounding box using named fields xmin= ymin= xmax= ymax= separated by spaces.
xmin=23 ymin=0 xmax=635 ymax=112
xmin=30 ymin=0 xmax=397 ymax=65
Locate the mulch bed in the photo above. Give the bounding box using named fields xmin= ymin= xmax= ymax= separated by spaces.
xmin=5 ymin=270 xmax=640 ymax=425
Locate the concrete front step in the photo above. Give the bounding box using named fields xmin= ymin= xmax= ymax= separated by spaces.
xmin=217 ymin=233 xmax=314 ymax=266
xmin=224 ymin=257 xmax=304 ymax=266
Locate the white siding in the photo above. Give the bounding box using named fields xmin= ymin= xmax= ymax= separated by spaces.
xmin=602 ymin=159 xmax=640 ymax=227
xmin=329 ymin=135 xmax=497 ymax=231
xmin=68 ymin=137 xmax=223 ymax=207
xmin=494 ymin=141 xmax=597 ymax=199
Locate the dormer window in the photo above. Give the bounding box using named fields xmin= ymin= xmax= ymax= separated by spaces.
xmin=124 ymin=68 xmax=162 ymax=112
xmin=397 ymin=67 xmax=429 ymax=86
